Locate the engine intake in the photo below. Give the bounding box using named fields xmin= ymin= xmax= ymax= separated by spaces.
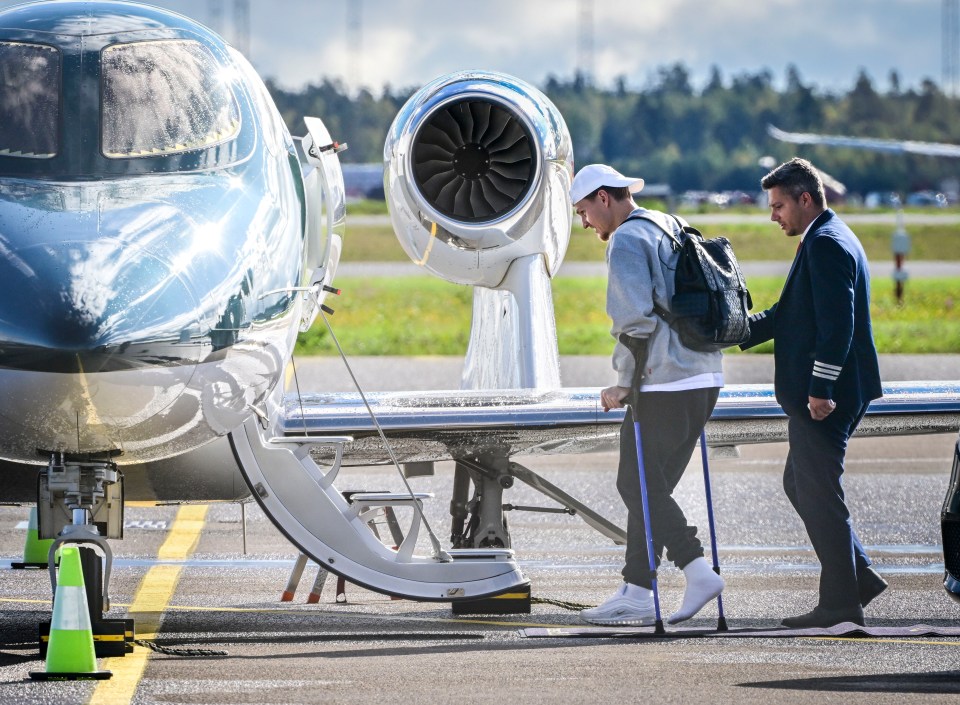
xmin=385 ymin=72 xmax=572 ymax=391
xmin=412 ymin=99 xmax=536 ymax=222
xmin=385 ymin=71 xmax=572 ymax=289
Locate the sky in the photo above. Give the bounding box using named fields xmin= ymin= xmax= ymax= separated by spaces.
xmin=0 ymin=0 xmax=947 ymax=95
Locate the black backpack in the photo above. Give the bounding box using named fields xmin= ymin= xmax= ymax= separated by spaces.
xmin=625 ymin=212 xmax=753 ymax=352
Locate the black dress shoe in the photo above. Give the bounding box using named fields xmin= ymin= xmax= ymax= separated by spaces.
xmin=781 ymin=605 xmax=865 ymax=628
xmin=858 ymin=566 xmax=888 ymax=607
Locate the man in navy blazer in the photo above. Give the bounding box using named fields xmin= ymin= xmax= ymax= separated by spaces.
xmin=742 ymin=157 xmax=885 ymax=628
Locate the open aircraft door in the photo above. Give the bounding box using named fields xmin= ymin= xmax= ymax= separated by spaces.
xmin=299 ymin=116 xmax=346 ymax=332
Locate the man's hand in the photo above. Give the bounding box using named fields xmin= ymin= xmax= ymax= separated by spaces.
xmin=808 ymin=396 xmax=836 ymax=421
xmin=601 ymin=385 xmax=631 ymax=412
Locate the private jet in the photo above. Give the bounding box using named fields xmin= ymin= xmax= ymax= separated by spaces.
xmin=2 ymin=0 xmax=959 ymax=657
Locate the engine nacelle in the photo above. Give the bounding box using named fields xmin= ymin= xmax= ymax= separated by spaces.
xmin=384 ymin=71 xmax=573 ymax=288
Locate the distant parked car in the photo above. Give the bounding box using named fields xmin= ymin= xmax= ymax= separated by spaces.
xmin=905 ymin=191 xmax=948 ymax=208
xmin=864 ymin=191 xmax=901 ymax=208
xmin=943 ymin=429 xmax=960 ymax=603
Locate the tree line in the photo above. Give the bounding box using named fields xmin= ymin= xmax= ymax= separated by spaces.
xmin=266 ymin=64 xmax=960 ymax=195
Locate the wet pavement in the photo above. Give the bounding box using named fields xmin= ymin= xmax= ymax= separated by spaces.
xmin=0 ymin=356 xmax=958 ymax=704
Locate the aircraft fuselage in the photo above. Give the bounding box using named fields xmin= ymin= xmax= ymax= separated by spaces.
xmin=0 ymin=1 xmax=308 ymax=465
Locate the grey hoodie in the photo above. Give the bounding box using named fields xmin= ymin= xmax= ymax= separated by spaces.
xmin=606 ymin=208 xmax=723 ymax=389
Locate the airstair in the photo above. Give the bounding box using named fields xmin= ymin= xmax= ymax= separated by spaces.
xmin=229 ymin=416 xmax=528 ymax=601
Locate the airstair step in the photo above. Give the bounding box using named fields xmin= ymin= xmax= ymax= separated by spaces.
xmin=269 ymin=435 xmax=354 ymax=445
xmin=447 ymin=549 xmax=514 ymax=561
xmin=232 ymin=416 xmax=528 ymax=600
xmin=344 ymin=491 xmax=434 ymax=505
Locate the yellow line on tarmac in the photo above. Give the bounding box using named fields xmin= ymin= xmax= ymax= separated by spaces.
xmin=803 ymin=636 xmax=960 ymax=647
xmin=0 ymin=597 xmax=552 ymax=629
xmin=162 ymin=604 xmax=556 ymax=629
xmin=88 ymin=505 xmax=208 ymax=705
xmin=5 ymin=598 xmax=956 ymax=649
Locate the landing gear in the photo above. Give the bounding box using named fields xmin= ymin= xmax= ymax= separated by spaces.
xmin=449 ymin=455 xmax=628 ymax=549
xmin=37 ymin=455 xmax=134 ymax=657
xmin=449 ymin=456 xmax=513 ymax=549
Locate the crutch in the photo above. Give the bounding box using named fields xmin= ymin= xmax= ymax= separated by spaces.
xmin=631 ymin=413 xmax=665 ymax=634
xmin=699 ymin=429 xmax=728 ymax=631
xmin=620 ymin=333 xmax=665 ymax=634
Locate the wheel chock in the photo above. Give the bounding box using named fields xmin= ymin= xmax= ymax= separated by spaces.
xmin=452 ymin=585 xmax=532 ymax=615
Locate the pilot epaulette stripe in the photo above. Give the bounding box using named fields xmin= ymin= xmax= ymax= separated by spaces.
xmin=812 ymin=360 xmax=841 ymax=380
xmin=814 ymin=360 xmax=842 ymax=372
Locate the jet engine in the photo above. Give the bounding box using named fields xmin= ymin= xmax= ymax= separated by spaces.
xmin=384 ymin=71 xmax=574 ymax=390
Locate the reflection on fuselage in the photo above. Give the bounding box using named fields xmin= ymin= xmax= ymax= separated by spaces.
xmin=0 ymin=3 xmax=309 ymax=464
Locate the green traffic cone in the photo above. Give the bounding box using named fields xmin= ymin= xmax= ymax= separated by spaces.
xmin=12 ymin=507 xmax=53 ymax=569
xmin=30 ymin=546 xmax=111 ymax=681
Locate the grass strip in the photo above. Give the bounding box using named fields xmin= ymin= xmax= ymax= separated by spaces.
xmin=298 ymin=276 xmax=960 ymax=356
xmin=341 ymin=222 xmax=960 ymax=262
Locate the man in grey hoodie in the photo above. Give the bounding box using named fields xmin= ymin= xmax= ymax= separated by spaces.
xmin=572 ymin=164 xmax=725 ymax=626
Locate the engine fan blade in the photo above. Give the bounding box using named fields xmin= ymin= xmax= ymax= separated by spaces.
xmin=419 ymin=123 xmax=460 ymax=153
xmin=486 ymin=168 xmax=526 ymax=198
xmin=486 ymin=120 xmax=526 ymax=152
xmin=450 ymin=103 xmax=474 ymax=145
xmin=435 ymin=174 xmax=466 ymax=212
xmin=489 ymin=159 xmax=532 ymax=181
xmin=411 ymin=98 xmax=536 ymax=222
xmin=470 ymin=101 xmax=491 ymax=144
xmin=453 ymin=178 xmax=474 ymax=218
xmin=417 ymin=166 xmax=458 ymax=195
xmin=479 ymin=106 xmax=512 ymax=146
xmin=431 ymin=109 xmax=467 ymax=148
xmin=477 ymin=176 xmax=516 ymax=212
xmin=468 ymin=178 xmax=495 ymax=215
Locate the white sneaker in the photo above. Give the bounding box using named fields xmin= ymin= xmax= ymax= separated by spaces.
xmin=580 ymin=584 xmax=656 ymax=626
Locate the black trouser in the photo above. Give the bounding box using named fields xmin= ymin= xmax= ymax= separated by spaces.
xmin=783 ymin=401 xmax=872 ymax=610
xmin=617 ymin=387 xmax=720 ymax=588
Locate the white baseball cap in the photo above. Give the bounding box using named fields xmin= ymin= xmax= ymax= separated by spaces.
xmin=570 ymin=164 xmax=645 ymax=204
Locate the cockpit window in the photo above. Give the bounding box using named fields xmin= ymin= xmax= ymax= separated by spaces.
xmin=101 ymin=40 xmax=240 ymax=159
xmin=0 ymin=42 xmax=60 ymax=159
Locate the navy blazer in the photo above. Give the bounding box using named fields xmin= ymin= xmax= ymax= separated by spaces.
xmin=742 ymin=209 xmax=882 ymax=417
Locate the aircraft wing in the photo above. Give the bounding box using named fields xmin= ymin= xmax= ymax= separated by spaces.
xmin=224 ymin=380 xmax=960 ymax=601
xmin=282 ymin=381 xmax=960 ymax=465
xmin=768 ymin=124 xmax=960 ymax=158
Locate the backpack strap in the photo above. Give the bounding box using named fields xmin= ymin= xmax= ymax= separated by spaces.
xmin=653 ymin=301 xmax=676 ymax=324
xmin=622 ymin=211 xmax=683 ymax=250
xmin=619 ymin=210 xmax=690 ymax=324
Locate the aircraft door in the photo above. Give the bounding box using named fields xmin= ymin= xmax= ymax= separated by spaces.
xmin=299 ymin=116 xmax=346 ymax=331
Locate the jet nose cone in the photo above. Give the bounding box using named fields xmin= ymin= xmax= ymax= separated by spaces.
xmin=0 ymin=240 xmax=204 ymax=372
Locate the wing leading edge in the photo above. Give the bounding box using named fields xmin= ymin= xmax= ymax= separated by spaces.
xmin=767 ymin=124 xmax=960 ymax=158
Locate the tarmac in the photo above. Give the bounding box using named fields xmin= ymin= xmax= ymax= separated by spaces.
xmin=1 ymin=355 xmax=958 ymax=704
